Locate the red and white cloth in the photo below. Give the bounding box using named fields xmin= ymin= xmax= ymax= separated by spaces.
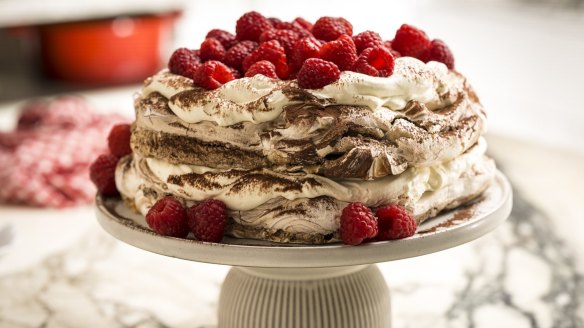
xmin=0 ymin=96 xmax=127 ymax=208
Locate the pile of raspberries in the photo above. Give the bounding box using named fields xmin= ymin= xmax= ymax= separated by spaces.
xmin=168 ymin=12 xmax=455 ymax=90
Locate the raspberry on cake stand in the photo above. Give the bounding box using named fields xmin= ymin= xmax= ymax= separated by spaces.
xmin=95 ymin=171 xmax=512 ymax=328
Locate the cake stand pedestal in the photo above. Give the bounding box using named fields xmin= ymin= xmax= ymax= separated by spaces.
xmin=219 ymin=265 xmax=390 ymax=328
xmin=96 ymin=171 xmax=512 ymax=328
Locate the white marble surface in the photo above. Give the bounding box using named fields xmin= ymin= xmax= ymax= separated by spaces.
xmin=0 ymin=134 xmax=583 ymax=327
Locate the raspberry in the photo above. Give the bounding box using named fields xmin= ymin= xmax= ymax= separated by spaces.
xmin=199 ymin=38 xmax=226 ymax=62
xmin=223 ymin=41 xmax=258 ymax=72
xmin=230 ymin=67 xmax=242 ymax=79
xmin=89 ymin=154 xmax=119 ymax=196
xmin=391 ymin=24 xmax=431 ymax=58
xmin=268 ymin=17 xmax=282 ymax=26
xmin=259 ymin=29 xmax=300 ymax=55
xmin=289 ymin=37 xmax=322 ymax=73
xmin=376 ymin=205 xmax=417 ymax=240
xmin=297 ymin=58 xmax=340 ymax=89
xmin=145 ymin=196 xmax=189 ymax=238
xmin=168 ymin=48 xmax=201 ymax=79
xmin=420 ymin=39 xmax=455 ymax=69
xmin=236 ymin=11 xmax=273 ymax=42
xmin=339 ymin=202 xmax=378 ymax=245
xmin=319 ymin=34 xmax=358 ymax=71
xmin=312 ymin=16 xmax=353 ymax=41
xmin=107 ymin=123 xmax=132 ymax=157
xmin=354 ymin=46 xmax=395 ymax=77
xmin=242 ymin=40 xmax=289 ymax=79
xmin=383 ymin=40 xmax=401 ymax=58
xmin=192 ymin=60 xmax=235 ymax=90
xmin=293 ymin=17 xmax=313 ymax=32
xmin=353 ymin=30 xmax=383 ymax=54
xmin=273 ymin=21 xmax=312 ymax=38
xmin=245 ymin=60 xmax=278 ymax=79
xmin=187 ymin=199 xmax=229 ymax=243
xmin=205 ymin=29 xmax=237 ymax=49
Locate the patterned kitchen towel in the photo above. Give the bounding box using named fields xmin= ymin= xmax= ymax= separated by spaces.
xmin=0 ymin=96 xmax=127 ymax=207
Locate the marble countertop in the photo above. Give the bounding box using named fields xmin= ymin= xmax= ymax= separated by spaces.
xmin=0 ymin=134 xmax=583 ymax=328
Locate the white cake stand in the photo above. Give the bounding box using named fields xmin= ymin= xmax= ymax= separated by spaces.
xmin=95 ymin=171 xmax=512 ymax=328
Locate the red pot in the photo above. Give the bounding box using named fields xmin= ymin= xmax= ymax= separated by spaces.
xmin=38 ymin=14 xmax=177 ymax=85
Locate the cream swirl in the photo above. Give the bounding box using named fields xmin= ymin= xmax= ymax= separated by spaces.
xmin=142 ymin=57 xmax=461 ymax=127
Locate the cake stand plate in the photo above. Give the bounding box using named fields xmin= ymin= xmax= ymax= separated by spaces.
xmin=96 ymin=171 xmax=512 ymax=328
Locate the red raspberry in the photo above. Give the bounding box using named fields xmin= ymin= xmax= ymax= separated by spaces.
xmin=230 ymin=67 xmax=242 ymax=79
xmin=168 ymin=48 xmax=201 ymax=79
xmin=420 ymin=39 xmax=455 ymax=69
xmin=376 ymin=205 xmax=417 ymax=240
xmin=107 ymin=123 xmax=132 ymax=157
xmin=293 ymin=17 xmax=313 ymax=32
xmin=89 ymin=154 xmax=119 ymax=196
xmin=192 ymin=60 xmax=235 ymax=90
xmin=146 ymin=196 xmax=189 ymax=238
xmin=199 ymin=38 xmax=226 ymax=62
xmin=259 ymin=29 xmax=300 ymax=55
xmin=236 ymin=11 xmax=273 ymax=42
xmin=289 ymin=37 xmax=322 ymax=73
xmin=245 ymin=60 xmax=278 ymax=79
xmin=312 ymin=16 xmax=353 ymax=41
xmin=391 ymin=24 xmax=431 ymax=58
xmin=383 ymin=40 xmax=401 ymax=58
xmin=353 ymin=46 xmax=395 ymax=77
xmin=187 ymin=199 xmax=229 ymax=243
xmin=243 ymin=40 xmax=289 ymax=79
xmin=268 ymin=17 xmax=282 ymax=26
xmin=272 ymin=21 xmax=312 ymax=38
xmin=223 ymin=41 xmax=258 ymax=72
xmin=205 ymin=29 xmax=237 ymax=49
xmin=297 ymin=58 xmax=340 ymax=89
xmin=339 ymin=202 xmax=378 ymax=245
xmin=319 ymin=34 xmax=358 ymax=71
xmin=353 ymin=30 xmax=383 ymax=54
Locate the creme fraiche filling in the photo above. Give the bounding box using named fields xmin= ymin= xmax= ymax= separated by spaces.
xmin=142 ymin=57 xmax=462 ymax=127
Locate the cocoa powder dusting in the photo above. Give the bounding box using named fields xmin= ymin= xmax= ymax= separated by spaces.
xmin=420 ymin=198 xmax=482 ymax=234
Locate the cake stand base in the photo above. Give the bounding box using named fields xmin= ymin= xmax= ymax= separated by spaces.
xmin=218 ymin=265 xmax=390 ymax=328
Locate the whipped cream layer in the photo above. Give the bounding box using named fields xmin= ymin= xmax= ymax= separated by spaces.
xmin=143 ymin=57 xmax=463 ymax=126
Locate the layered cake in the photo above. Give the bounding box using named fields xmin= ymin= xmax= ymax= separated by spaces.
xmin=93 ymin=12 xmax=495 ymax=245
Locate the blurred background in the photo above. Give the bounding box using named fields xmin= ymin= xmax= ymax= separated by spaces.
xmin=0 ymin=0 xmax=583 ymax=152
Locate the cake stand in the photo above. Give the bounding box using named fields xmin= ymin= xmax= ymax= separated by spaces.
xmin=95 ymin=171 xmax=512 ymax=328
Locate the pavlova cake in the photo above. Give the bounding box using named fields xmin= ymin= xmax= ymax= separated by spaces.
xmin=90 ymin=12 xmax=495 ymax=245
